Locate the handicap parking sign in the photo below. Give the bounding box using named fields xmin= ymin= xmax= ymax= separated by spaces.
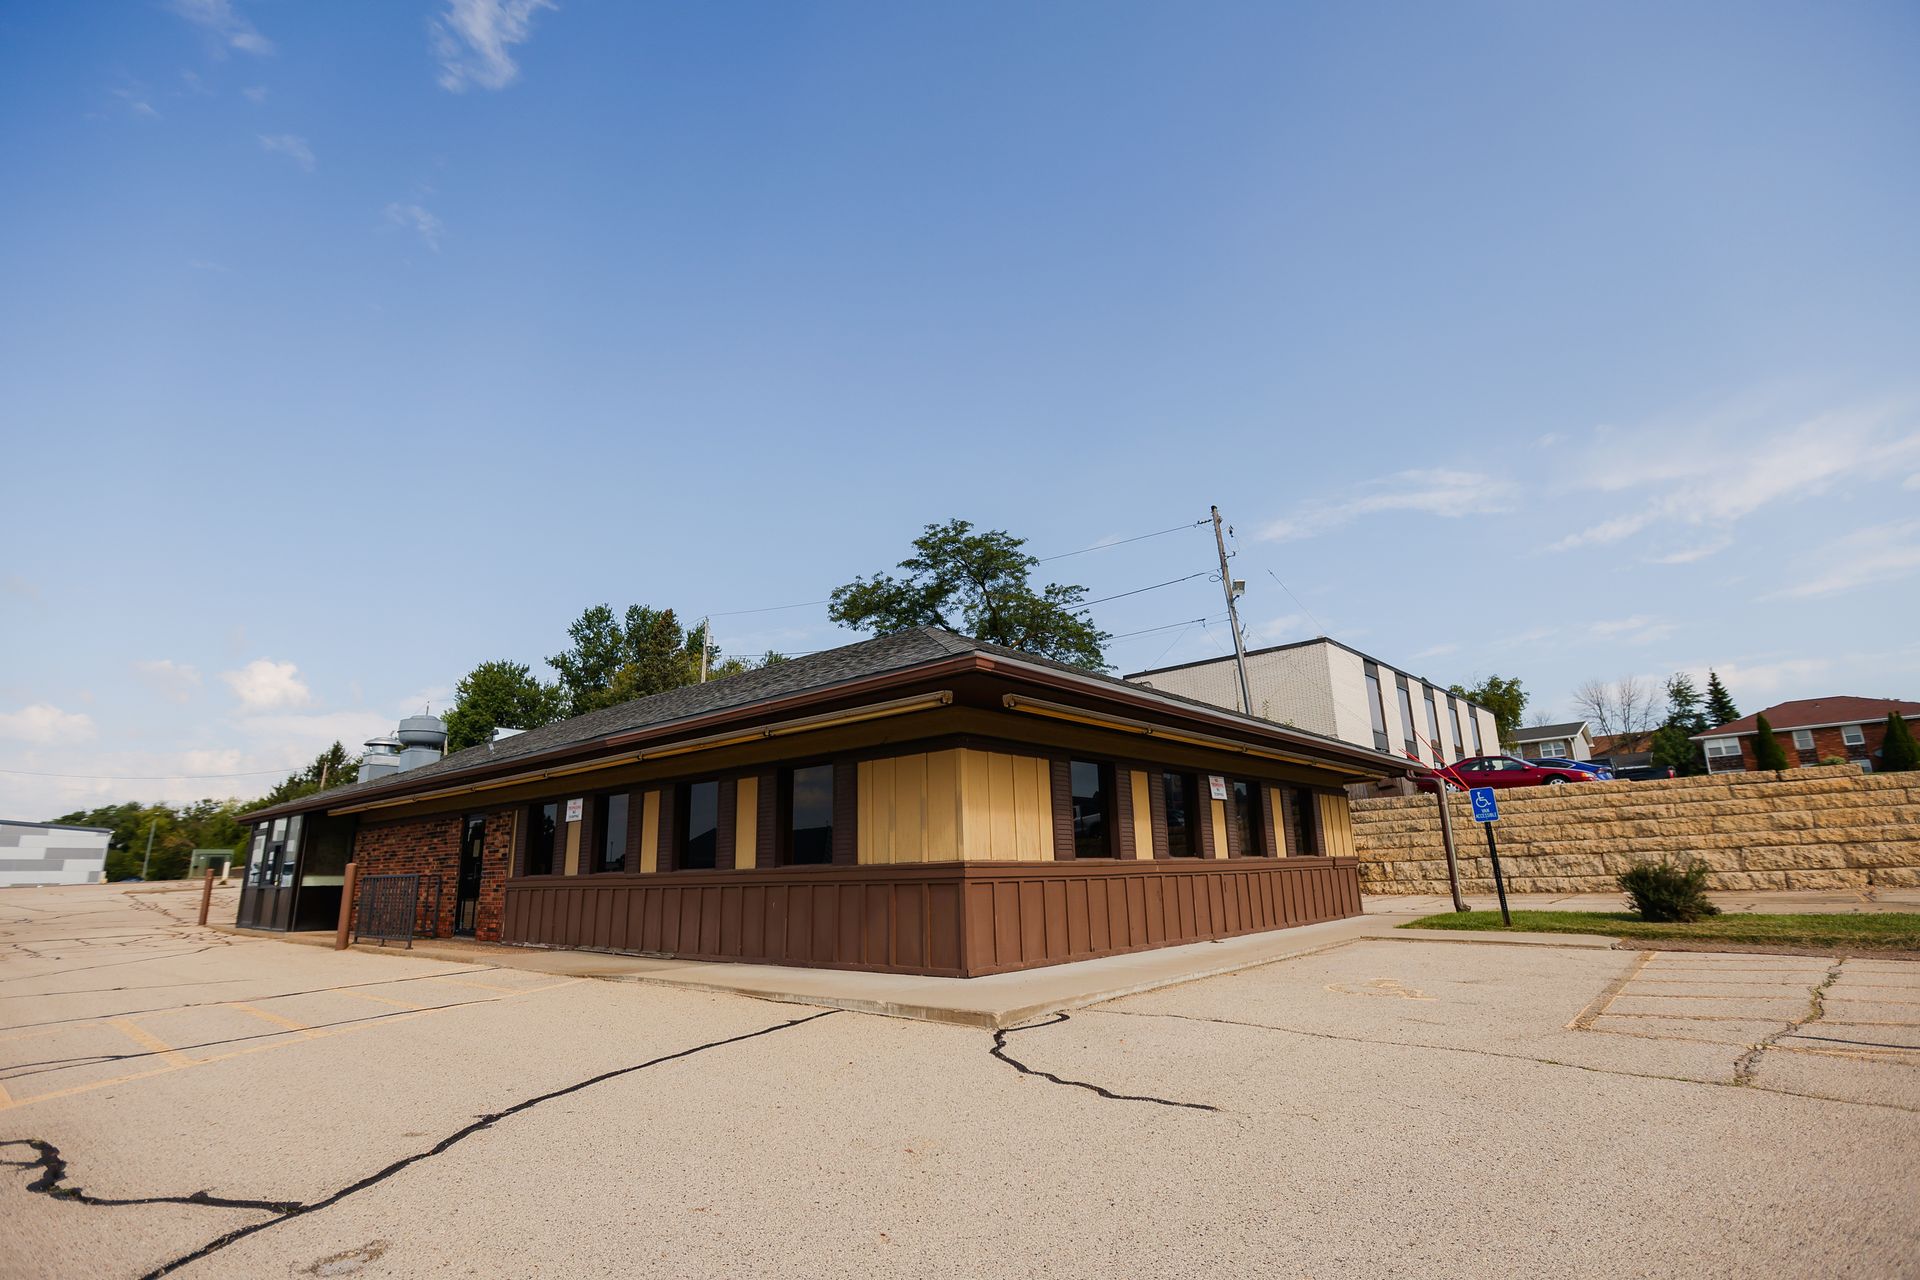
xmin=1469 ymin=787 xmax=1499 ymax=823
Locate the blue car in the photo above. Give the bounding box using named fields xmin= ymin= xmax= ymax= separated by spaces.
xmin=1529 ymin=757 xmax=1614 ymax=780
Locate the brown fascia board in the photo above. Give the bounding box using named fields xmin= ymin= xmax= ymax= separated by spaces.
xmin=242 ymin=651 xmax=1405 ymax=825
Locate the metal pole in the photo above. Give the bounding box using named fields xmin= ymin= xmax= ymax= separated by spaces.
xmin=197 ymin=867 xmax=215 ymax=926
xmin=336 ymin=860 xmax=357 ymax=950
xmin=140 ymin=820 xmax=156 ymax=880
xmin=1210 ymin=506 xmax=1254 ymax=716
xmin=699 ymin=617 xmax=710 ymax=683
xmin=1434 ymin=782 xmax=1466 ymax=912
xmin=1485 ymin=823 xmax=1512 ymax=927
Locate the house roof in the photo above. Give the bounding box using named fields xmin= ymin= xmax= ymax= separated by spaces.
xmin=1692 ymin=696 xmax=1920 ymax=740
xmin=243 ymin=626 xmax=1410 ymax=823
xmin=1511 ymin=721 xmax=1589 ymax=742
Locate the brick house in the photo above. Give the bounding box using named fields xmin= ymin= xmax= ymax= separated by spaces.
xmin=237 ymin=628 xmax=1412 ymax=977
xmin=1692 ymin=696 xmax=1920 ymax=773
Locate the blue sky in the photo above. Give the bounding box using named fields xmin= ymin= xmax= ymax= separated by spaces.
xmin=3 ymin=1 xmax=1918 ymax=816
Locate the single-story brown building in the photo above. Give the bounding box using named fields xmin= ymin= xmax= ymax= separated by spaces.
xmin=237 ymin=628 xmax=1411 ymax=977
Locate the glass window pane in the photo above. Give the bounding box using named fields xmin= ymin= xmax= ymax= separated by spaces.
xmin=526 ymin=803 xmax=556 ymax=876
xmin=682 ymin=781 xmax=719 ymax=869
xmin=786 ymin=765 xmax=834 ymax=865
xmin=1163 ymin=773 xmax=1195 ymax=857
xmin=1287 ymin=785 xmax=1317 ymax=855
xmin=1425 ymin=692 xmax=1444 ymax=763
xmin=1396 ymin=684 xmax=1417 ymax=754
xmin=600 ymin=793 xmax=628 ymax=872
xmin=1070 ymin=760 xmax=1110 ymax=858
xmin=1232 ymin=780 xmax=1262 ymax=856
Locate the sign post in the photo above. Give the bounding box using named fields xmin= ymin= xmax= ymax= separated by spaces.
xmin=1467 ymin=787 xmax=1511 ymax=927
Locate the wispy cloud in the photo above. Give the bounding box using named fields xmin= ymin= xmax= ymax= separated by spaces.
xmin=221 ymin=659 xmax=312 ymax=711
xmin=0 ymin=703 xmax=97 ymax=744
xmin=1551 ymin=400 xmax=1920 ymax=551
xmin=134 ymin=659 xmax=202 ymax=704
xmin=169 ymin=0 xmax=274 ymax=57
xmin=1682 ymin=657 xmax=1829 ymax=699
xmin=258 ymin=133 xmax=315 ymax=171
xmin=1411 ymin=642 xmax=1458 ymax=660
xmin=1763 ymin=519 xmax=1920 ymax=600
xmin=383 ymin=202 xmax=444 ymax=251
xmin=1262 ymin=468 xmax=1514 ymax=541
xmin=1646 ymin=535 xmax=1733 ymax=565
xmin=111 ymin=86 xmax=160 ymax=119
xmin=243 ymin=85 xmax=268 ymax=104
xmin=431 ymin=0 xmax=554 ymax=92
xmin=1589 ymin=615 xmax=1675 ymax=645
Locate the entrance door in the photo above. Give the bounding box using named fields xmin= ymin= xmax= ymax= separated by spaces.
xmin=454 ymin=815 xmax=485 ymax=936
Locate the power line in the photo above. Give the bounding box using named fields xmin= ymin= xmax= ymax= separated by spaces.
xmin=1081 ymin=572 xmax=1207 ymax=607
xmin=702 ymin=598 xmax=832 ymax=619
xmin=0 ymin=766 xmax=292 ymax=781
xmin=1036 ymin=519 xmax=1210 ymax=563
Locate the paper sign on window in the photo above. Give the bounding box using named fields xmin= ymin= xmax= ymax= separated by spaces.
xmin=1208 ymin=775 xmax=1228 ymax=801
xmin=564 ymin=798 xmax=584 ymax=822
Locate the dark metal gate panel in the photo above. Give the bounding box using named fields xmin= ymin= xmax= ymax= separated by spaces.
xmin=355 ymin=873 xmax=441 ymax=948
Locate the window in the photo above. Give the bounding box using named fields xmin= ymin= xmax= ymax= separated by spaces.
xmin=781 ymin=764 xmax=835 ymax=865
xmin=1792 ymin=729 xmax=1815 ymax=752
xmin=1231 ymin=780 xmax=1264 ymax=856
xmin=1425 ymin=689 xmax=1444 ymax=763
xmin=1448 ymin=700 xmax=1465 ymax=757
xmin=1842 ymin=724 xmax=1866 ymax=747
xmin=1396 ymin=678 xmax=1418 ymax=757
xmin=1285 ymin=785 xmax=1318 ymax=855
xmin=679 ymin=780 xmax=720 ymax=869
xmin=1162 ymin=773 xmax=1198 ymax=857
xmin=1469 ymin=709 xmax=1484 ymax=754
xmin=597 ymin=792 xmax=629 ymax=872
xmin=1705 ymin=738 xmax=1741 ymax=757
xmin=524 ymin=802 xmax=557 ymax=876
xmin=1363 ymin=663 xmax=1390 ymax=752
xmin=1069 ymin=760 xmax=1113 ymax=859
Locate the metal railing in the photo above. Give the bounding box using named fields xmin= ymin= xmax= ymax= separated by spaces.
xmin=353 ymin=873 xmax=441 ymax=948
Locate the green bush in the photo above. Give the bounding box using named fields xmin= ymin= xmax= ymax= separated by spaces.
xmin=1751 ymin=713 xmax=1790 ymax=771
xmin=1619 ymin=857 xmax=1721 ymax=923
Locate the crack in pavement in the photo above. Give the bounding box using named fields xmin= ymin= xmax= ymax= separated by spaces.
xmin=990 ymin=1013 xmax=1221 ymax=1112
xmin=1735 ymin=960 xmax=1845 ymax=1086
xmin=1 ymin=1008 xmax=839 ymax=1279
xmin=0 ymin=1139 xmax=300 ymax=1213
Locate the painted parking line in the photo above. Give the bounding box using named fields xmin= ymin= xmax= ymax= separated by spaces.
xmin=229 ymin=1003 xmax=310 ymax=1033
xmin=334 ymin=989 xmax=429 ymax=1011
xmin=108 ymin=1018 xmax=194 ymax=1068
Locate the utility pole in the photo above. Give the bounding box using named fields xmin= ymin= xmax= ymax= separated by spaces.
xmin=699 ymin=617 xmax=710 ymax=683
xmin=140 ymin=820 xmax=156 ymax=880
xmin=1210 ymin=506 xmax=1254 ymax=716
xmin=1434 ymin=781 xmax=1467 ymax=912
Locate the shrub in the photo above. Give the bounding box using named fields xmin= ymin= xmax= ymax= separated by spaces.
xmin=1882 ymin=712 xmax=1919 ymax=773
xmin=1751 ymin=713 xmax=1790 ymax=771
xmin=1619 ymin=857 xmax=1721 ymax=923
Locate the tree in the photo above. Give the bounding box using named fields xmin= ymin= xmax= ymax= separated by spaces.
xmin=444 ymin=660 xmax=565 ymax=753
xmin=1704 ymin=670 xmax=1739 ymax=728
xmin=1448 ymin=675 xmax=1528 ymax=744
xmin=548 ymin=604 xmax=709 ymax=716
xmin=1570 ymin=675 xmax=1661 ymax=746
xmin=55 ymin=798 xmax=252 ymax=881
xmin=1881 ymin=711 xmax=1919 ymax=773
xmin=1649 ymin=673 xmax=1708 ymax=776
xmin=830 ymin=520 xmax=1110 ymax=669
xmin=256 ymin=742 xmax=361 ymax=808
xmin=1751 ymin=713 xmax=1789 ymax=771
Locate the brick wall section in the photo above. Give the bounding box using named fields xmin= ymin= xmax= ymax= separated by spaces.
xmin=1721 ymin=721 xmax=1901 ymax=772
xmin=352 ymin=807 xmax=515 ymax=941
xmin=1350 ymin=765 xmax=1920 ymax=894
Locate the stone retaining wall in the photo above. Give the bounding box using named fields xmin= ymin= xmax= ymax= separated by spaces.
xmin=1350 ymin=765 xmax=1920 ymax=895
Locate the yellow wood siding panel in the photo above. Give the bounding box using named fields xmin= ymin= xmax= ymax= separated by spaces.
xmin=1209 ymin=797 xmax=1230 ymax=859
xmin=926 ymin=749 xmax=960 ymax=860
xmin=895 ymin=752 xmax=927 ymax=864
xmin=1317 ymin=791 xmax=1355 ymax=857
xmin=734 ymin=775 xmax=758 ymax=870
xmin=1132 ymin=770 xmax=1154 ymax=860
xmin=859 ymin=748 xmax=1053 ymax=865
xmin=988 ymin=752 xmax=1018 ymax=859
xmin=562 ymin=816 xmax=580 ymax=876
xmin=1267 ymin=785 xmax=1285 ymax=856
xmin=639 ymin=790 xmax=659 ymax=873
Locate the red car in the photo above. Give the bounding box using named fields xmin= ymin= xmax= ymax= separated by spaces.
xmin=1414 ymin=754 xmax=1593 ymax=792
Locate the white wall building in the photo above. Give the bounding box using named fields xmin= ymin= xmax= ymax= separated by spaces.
xmin=0 ymin=820 xmax=111 ymax=888
xmin=1125 ymin=639 xmax=1501 ymax=781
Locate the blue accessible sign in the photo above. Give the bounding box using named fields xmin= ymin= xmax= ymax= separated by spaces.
xmin=1469 ymin=787 xmax=1500 ymax=824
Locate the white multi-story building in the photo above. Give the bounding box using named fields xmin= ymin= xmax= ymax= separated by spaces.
xmin=1125 ymin=638 xmax=1501 ymax=786
xmin=0 ymin=819 xmax=111 ymax=887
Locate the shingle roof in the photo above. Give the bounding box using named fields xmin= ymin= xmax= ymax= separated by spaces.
xmin=1510 ymin=721 xmax=1589 ymax=741
xmin=1696 ymin=696 xmax=1920 ymax=738
xmin=245 ymin=627 xmax=1417 ymax=822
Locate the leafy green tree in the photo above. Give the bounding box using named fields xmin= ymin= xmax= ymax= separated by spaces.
xmin=256 ymin=742 xmax=360 ymax=808
xmin=548 ymin=603 xmax=710 ymax=716
xmin=1448 ymin=675 xmax=1528 ymax=744
xmin=1880 ymin=711 xmax=1919 ymax=773
xmin=1751 ymin=713 xmax=1789 ymax=771
xmin=1704 ymin=670 xmax=1739 ymax=728
xmin=56 ymin=798 xmax=251 ymax=881
xmin=444 ymin=660 xmax=565 ymax=752
xmin=1649 ymin=673 xmax=1708 ymax=776
xmin=829 ymin=519 xmax=1109 ymax=669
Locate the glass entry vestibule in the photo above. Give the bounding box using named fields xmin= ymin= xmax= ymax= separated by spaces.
xmin=236 ymin=813 xmax=357 ymax=932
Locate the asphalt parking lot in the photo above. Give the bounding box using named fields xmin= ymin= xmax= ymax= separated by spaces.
xmin=4 ymin=883 xmax=1916 ymax=1280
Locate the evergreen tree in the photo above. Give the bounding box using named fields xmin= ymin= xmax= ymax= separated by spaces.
xmin=1751 ymin=713 xmax=1789 ymax=771
xmin=1881 ymin=711 xmax=1919 ymax=773
xmin=1704 ymin=670 xmax=1739 ymax=728
xmin=1649 ymin=673 xmax=1708 ymax=776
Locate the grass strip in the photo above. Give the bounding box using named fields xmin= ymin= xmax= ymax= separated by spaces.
xmin=1399 ymin=910 xmax=1920 ymax=952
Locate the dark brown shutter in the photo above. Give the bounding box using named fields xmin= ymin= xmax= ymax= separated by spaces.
xmin=1223 ymin=783 xmax=1243 ymax=859
xmin=550 ymin=806 xmax=567 ymax=872
xmin=716 ymin=778 xmax=737 ymax=871
xmin=1049 ymin=758 xmax=1074 ymax=860
xmin=1147 ymin=770 xmax=1168 ymax=860
xmin=1307 ymin=789 xmax=1328 ymax=856
xmin=623 ymin=789 xmax=644 ymax=872
xmin=831 ymin=761 xmax=857 ymax=866
xmin=1260 ymin=787 xmax=1281 ymax=858
xmin=1198 ymin=780 xmax=1218 ymax=859
xmin=1114 ymin=766 xmax=1137 ymax=860
xmin=1278 ymin=787 xmax=1299 ymax=857
xmin=511 ymin=804 xmax=529 ymax=877
xmin=575 ymin=796 xmax=598 ymax=876
xmin=656 ymin=785 xmax=678 ymax=873
xmin=756 ymin=769 xmax=778 ymax=869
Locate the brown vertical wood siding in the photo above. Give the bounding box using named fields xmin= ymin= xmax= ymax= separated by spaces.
xmin=499 ymin=856 xmax=1362 ymax=978
xmin=1048 ymin=758 xmax=1074 ymax=860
